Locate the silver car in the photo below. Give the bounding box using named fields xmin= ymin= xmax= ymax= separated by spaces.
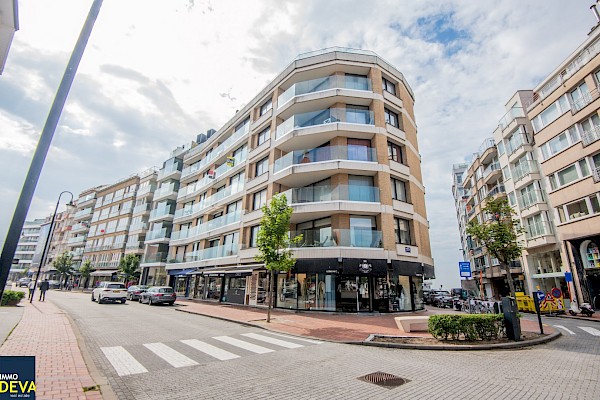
xmin=139 ymin=286 xmax=176 ymax=306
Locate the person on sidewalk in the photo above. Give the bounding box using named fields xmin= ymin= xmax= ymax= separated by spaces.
xmin=27 ymin=279 xmax=36 ymax=300
xmin=39 ymin=279 xmax=50 ymax=301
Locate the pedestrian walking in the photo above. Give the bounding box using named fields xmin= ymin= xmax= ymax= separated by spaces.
xmin=39 ymin=279 xmax=50 ymax=301
xmin=27 ymin=280 xmax=36 ymax=300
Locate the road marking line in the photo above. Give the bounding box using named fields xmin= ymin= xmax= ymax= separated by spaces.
xmin=261 ymin=331 xmax=324 ymax=344
xmin=213 ymin=336 xmax=274 ymax=354
xmin=241 ymin=333 xmax=304 ymax=349
xmin=181 ymin=339 xmax=240 ymax=361
xmin=553 ymin=325 xmax=576 ymax=335
xmin=579 ymin=326 xmax=600 ymax=336
xmin=101 ymin=346 xmax=148 ymax=376
xmin=143 ymin=342 xmax=198 ymax=368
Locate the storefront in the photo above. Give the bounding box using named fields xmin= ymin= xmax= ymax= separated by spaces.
xmin=142 ymin=266 xmax=167 ymax=287
xmin=570 ymin=237 xmax=600 ymax=308
xmin=89 ymin=270 xmax=118 ymax=286
xmin=168 ymin=268 xmax=197 ymax=297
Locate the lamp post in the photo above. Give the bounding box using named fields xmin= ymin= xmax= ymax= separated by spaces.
xmin=30 ymin=191 xmax=74 ymax=303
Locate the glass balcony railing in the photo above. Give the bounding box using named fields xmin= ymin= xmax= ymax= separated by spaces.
xmin=506 ymin=133 xmax=531 ymax=155
xmin=282 ymin=184 xmax=380 ymax=204
xmin=525 ymin=220 xmax=553 ymax=240
xmin=487 ymin=184 xmax=505 ymax=198
xmin=483 ymin=162 xmax=501 ymax=179
xmin=174 ymin=184 xmax=244 ymax=220
xmin=154 ymin=182 xmax=178 ymax=199
xmin=171 ymin=210 xmax=241 ymax=241
xmin=168 ymin=243 xmax=239 ymax=263
xmin=149 ymin=204 xmax=175 ymax=220
xmin=125 ymin=241 xmax=143 ymax=250
xmin=67 ymin=235 xmax=87 ymax=244
xmin=477 ymin=138 xmax=495 ymax=155
xmin=74 ymin=208 xmax=93 ymax=218
xmin=498 ymin=107 xmax=525 ymax=130
xmin=274 ymin=145 xmax=377 ymax=173
xmin=129 ymin=222 xmax=148 ymax=231
xmin=511 ymin=160 xmax=538 ymax=181
xmin=71 ymin=222 xmax=90 ymax=232
xmin=181 ymin=126 xmax=248 ymax=178
xmin=133 ymin=203 xmax=150 ymax=214
xmin=158 ymin=164 xmax=181 ymax=180
xmin=141 ymin=252 xmax=168 ymax=264
xmin=275 ymin=107 xmax=375 ymax=140
xmin=137 ymin=184 xmax=156 ymax=197
xmin=146 ymin=228 xmax=171 ymax=241
xmin=290 ymin=228 xmax=383 ymax=248
xmin=278 ymin=75 xmax=372 ymax=108
xmin=178 ymin=151 xmax=247 ymax=199
xmin=517 ymin=190 xmax=545 ymax=209
xmin=76 ymin=194 xmax=95 ymax=204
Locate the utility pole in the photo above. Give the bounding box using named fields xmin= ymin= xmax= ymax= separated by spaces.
xmin=0 ymin=0 xmax=103 ymax=302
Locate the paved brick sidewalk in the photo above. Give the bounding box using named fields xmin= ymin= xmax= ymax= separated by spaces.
xmin=175 ymin=299 xmax=552 ymax=341
xmin=0 ymin=299 xmax=102 ymax=400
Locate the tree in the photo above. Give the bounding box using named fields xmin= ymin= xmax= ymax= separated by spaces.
xmin=466 ymin=197 xmax=524 ymax=298
xmin=118 ymin=254 xmax=141 ymax=284
xmin=255 ymin=193 xmax=302 ymax=323
xmin=79 ymin=259 xmax=92 ymax=289
xmin=53 ymin=252 xmax=74 ymax=289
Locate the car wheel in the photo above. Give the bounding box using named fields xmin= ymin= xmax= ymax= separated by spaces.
xmin=91 ymin=294 xmax=95 ymax=302
xmin=121 ymin=299 xmax=126 ymax=304
xmin=149 ymin=297 xmax=153 ymax=305
xmin=167 ymin=302 xmax=174 ymax=306
xmin=98 ymin=295 xmax=104 ymax=304
xmin=139 ymin=297 xmax=143 ymax=303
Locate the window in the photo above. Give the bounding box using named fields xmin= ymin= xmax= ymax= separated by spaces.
xmin=235 ymin=117 xmax=250 ymax=134
xmin=347 ymin=138 xmax=372 ymax=161
xmin=497 ymin=141 xmax=505 ymax=156
xmin=253 ymin=189 xmax=267 ymax=210
xmin=230 ymin=171 xmax=245 ymax=192
xmin=570 ymin=81 xmax=590 ymax=112
xmin=502 ymin=166 xmax=511 ymax=181
xmin=391 ymin=178 xmax=407 ymax=202
xmin=579 ymin=113 xmax=600 ymax=145
xmin=348 ymin=175 xmax=375 ymax=201
xmin=295 ymin=217 xmax=332 ymax=247
xmin=346 ymin=74 xmax=369 ymax=90
xmin=260 ymin=98 xmax=272 ymax=116
xmin=346 ymin=105 xmax=370 ymax=124
xmin=382 ymin=77 xmax=396 ymax=95
xmin=532 ymin=95 xmax=569 ymax=132
xmin=387 ymin=141 xmax=405 ymax=164
xmin=250 ymin=225 xmax=260 ymax=247
xmin=540 ymin=127 xmax=579 ymax=160
xmin=257 ymin=126 xmax=270 ymax=146
xmin=384 ymin=108 xmax=399 ymax=128
xmin=549 ymin=158 xmax=591 ymax=190
xmin=394 ymin=217 xmax=411 ymax=245
xmin=255 ymin=156 xmax=269 ymax=177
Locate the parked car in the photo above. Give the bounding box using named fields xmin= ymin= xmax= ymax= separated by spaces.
xmin=91 ymin=282 xmax=127 ymax=304
xmin=17 ymin=277 xmax=31 ymax=287
xmin=139 ymin=286 xmax=176 ymax=306
xmin=431 ymin=290 xmax=453 ymax=308
xmin=48 ymin=280 xmax=61 ymax=289
xmin=127 ymin=285 xmax=149 ymax=301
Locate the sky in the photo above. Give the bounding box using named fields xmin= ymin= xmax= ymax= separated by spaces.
xmin=0 ymin=0 xmax=595 ymax=289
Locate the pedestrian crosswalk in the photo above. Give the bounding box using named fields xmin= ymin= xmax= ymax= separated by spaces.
xmin=553 ymin=325 xmax=600 ymax=336
xmin=101 ymin=331 xmax=322 ymax=376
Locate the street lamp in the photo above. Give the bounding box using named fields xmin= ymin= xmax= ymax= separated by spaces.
xmin=30 ymin=191 xmax=74 ymax=303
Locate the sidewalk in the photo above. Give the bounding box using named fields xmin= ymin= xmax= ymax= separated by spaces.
xmin=174 ymin=299 xmax=554 ymax=342
xmin=0 ymin=298 xmax=103 ymax=400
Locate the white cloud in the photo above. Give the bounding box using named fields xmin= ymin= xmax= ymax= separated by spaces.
xmin=0 ymin=0 xmax=594 ymax=288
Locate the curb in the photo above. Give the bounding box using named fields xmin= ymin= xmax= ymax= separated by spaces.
xmin=546 ymin=314 xmax=600 ymax=323
xmin=359 ymin=330 xmax=562 ymax=350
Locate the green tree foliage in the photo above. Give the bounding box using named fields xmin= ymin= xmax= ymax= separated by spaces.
xmin=466 ymin=197 xmax=524 ymax=298
xmin=118 ymin=254 xmax=141 ymax=284
xmin=53 ymin=252 xmax=74 ymax=288
xmin=79 ymin=259 xmax=92 ymax=289
xmin=255 ymin=193 xmax=302 ymax=322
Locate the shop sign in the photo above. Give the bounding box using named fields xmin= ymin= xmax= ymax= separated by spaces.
xmin=358 ymin=260 xmax=372 ymax=274
xmin=325 ymin=269 xmax=339 ymax=274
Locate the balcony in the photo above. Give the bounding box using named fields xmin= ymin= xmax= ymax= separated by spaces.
xmin=136 ymin=184 xmax=156 ymax=197
xmin=483 ymin=162 xmax=501 ymax=183
xmin=73 ymin=208 xmax=93 ymax=220
xmin=498 ymin=107 xmax=525 ymax=131
xmin=278 ymin=75 xmax=372 ymax=109
xmin=511 ymin=160 xmax=538 ymax=182
xmin=571 ymin=87 xmax=600 ymax=114
xmin=274 ymin=145 xmax=376 ymax=174
xmin=517 ymin=190 xmax=545 ymax=209
xmin=67 ymin=235 xmax=87 ymax=245
xmin=170 ymin=210 xmax=241 ymax=242
xmin=506 ymin=132 xmax=532 ymax=157
xmin=76 ymin=194 xmax=96 ymax=208
xmin=141 ymin=252 xmax=168 ymax=265
xmin=129 ymin=221 xmax=148 ymax=232
xmin=169 ymin=243 xmax=239 ymax=264
xmin=153 ymin=182 xmax=179 ymax=202
xmin=132 ymin=203 xmax=151 ymax=215
xmin=174 ymin=184 xmax=244 ymax=221
xmin=125 ymin=241 xmax=144 ymax=251
xmin=582 ymin=124 xmax=600 ymax=147
xmin=594 ymin=166 xmax=600 ymax=183
xmin=70 ymin=222 xmax=90 ymax=233
xmin=486 ymin=184 xmax=505 ymax=198
xmin=525 ymin=220 xmax=553 ymax=240
xmin=283 ymin=184 xmax=380 ymax=204
xmin=157 ymin=163 xmax=182 ymax=180
xmin=149 ymin=204 xmax=175 ymax=222
xmin=275 ymin=107 xmax=375 ymax=141
xmin=145 ymin=228 xmax=171 ymax=242
xmin=290 ymin=228 xmax=383 ymax=248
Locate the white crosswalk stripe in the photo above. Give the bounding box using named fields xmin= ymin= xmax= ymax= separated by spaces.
xmin=241 ymin=333 xmax=304 ymax=348
xmin=143 ymin=342 xmax=199 ymax=368
xmin=213 ymin=336 xmax=275 ymax=354
xmin=262 ymin=331 xmax=324 ymax=344
xmin=101 ymin=346 xmax=148 ymax=376
xmin=181 ymin=339 xmax=240 ymax=361
xmin=553 ymin=325 xmax=576 ymax=335
xmin=579 ymin=326 xmax=600 ymax=336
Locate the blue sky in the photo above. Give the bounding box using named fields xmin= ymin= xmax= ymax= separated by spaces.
xmin=0 ymin=0 xmax=595 ymax=288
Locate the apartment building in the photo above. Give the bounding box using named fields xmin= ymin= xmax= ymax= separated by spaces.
xmin=494 ymin=91 xmax=565 ymax=297
xmin=84 ymin=174 xmax=141 ymax=282
xmin=125 ymin=169 xmax=158 ymax=259
xmin=452 ymin=163 xmax=469 ymax=262
xmin=527 ymin=24 xmax=600 ymax=308
xmin=461 ymin=137 xmax=524 ymax=298
xmin=9 ymin=218 xmax=45 ymax=280
xmin=150 ymin=48 xmax=434 ymax=313
xmin=67 ymin=187 xmax=101 ymax=271
xmin=0 ymin=0 xmax=18 ymax=75
xmin=42 ymin=206 xmax=76 ymax=280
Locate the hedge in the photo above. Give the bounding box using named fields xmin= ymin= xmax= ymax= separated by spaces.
xmin=1 ymin=290 xmax=25 ymax=306
xmin=428 ymin=314 xmax=505 ymax=341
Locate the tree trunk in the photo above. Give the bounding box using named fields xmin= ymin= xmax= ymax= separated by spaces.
xmin=501 ymin=261 xmax=516 ymax=298
xmin=266 ymin=269 xmax=274 ymax=323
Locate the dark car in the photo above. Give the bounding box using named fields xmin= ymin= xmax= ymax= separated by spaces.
xmin=139 ymin=286 xmax=176 ymax=306
xmin=126 ymin=285 xmax=149 ymax=301
xmin=17 ymin=277 xmax=31 ymax=287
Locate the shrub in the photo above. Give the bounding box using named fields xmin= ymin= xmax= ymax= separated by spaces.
xmin=1 ymin=290 xmax=26 ymax=306
xmin=428 ymin=314 xmax=505 ymax=341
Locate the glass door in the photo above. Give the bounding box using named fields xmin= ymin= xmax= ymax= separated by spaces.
xmin=358 ymin=276 xmax=371 ymax=312
xmin=338 ymin=276 xmax=357 ymax=312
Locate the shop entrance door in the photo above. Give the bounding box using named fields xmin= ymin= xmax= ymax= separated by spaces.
xmin=338 ymin=276 xmax=357 ymax=312
xmin=357 ymin=276 xmax=371 ymax=312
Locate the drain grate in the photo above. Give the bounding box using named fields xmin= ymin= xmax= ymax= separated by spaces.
xmin=357 ymin=371 xmax=409 ymax=388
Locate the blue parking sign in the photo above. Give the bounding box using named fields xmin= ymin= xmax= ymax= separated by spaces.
xmin=459 ymin=262 xmax=471 ymax=277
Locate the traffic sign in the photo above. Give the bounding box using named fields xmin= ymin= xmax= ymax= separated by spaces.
xmin=551 ymin=287 xmax=562 ymax=299
xmin=459 ymin=261 xmax=471 ymax=277
xmin=564 ymin=271 xmax=573 ymax=283
xmin=535 ymin=291 xmax=545 ymax=302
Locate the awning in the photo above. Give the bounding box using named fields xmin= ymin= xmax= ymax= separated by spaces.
xmin=200 ymin=264 xmax=264 ymax=276
xmin=90 ymin=270 xmax=118 ymax=277
xmin=167 ymin=268 xmax=197 ymax=276
xmin=531 ymin=271 xmax=565 ymax=279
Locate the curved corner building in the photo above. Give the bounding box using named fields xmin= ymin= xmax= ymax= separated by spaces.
xmin=162 ymin=48 xmax=434 ymax=312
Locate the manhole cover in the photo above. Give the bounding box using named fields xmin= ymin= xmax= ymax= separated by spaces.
xmin=358 ymin=372 xmax=408 ymax=388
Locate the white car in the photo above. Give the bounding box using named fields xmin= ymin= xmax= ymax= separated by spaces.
xmin=91 ymin=282 xmax=127 ymax=304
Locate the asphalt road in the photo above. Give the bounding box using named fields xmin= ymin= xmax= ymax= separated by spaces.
xmin=49 ymin=291 xmax=599 ymax=400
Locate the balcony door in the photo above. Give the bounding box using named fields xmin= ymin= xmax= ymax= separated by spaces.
xmin=347 ymin=138 xmax=371 ymax=161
